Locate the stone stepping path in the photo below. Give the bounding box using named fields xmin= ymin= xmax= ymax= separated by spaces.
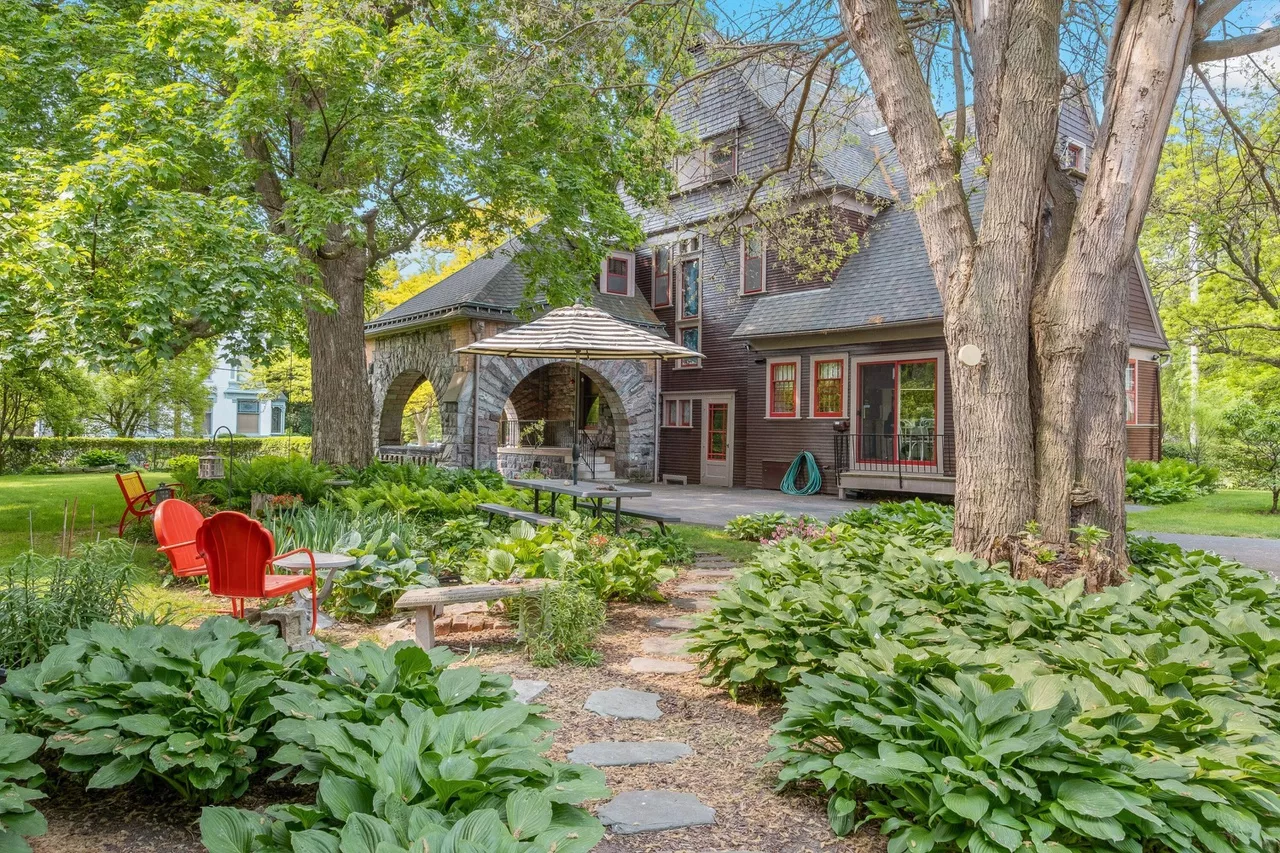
xmin=649 ymin=615 xmax=697 ymax=631
xmin=673 ymin=597 xmax=715 ymax=612
xmin=628 ymin=656 xmax=695 ymax=674
xmin=640 ymin=636 xmax=691 ymax=657
xmin=688 ymin=568 xmax=737 ymax=580
xmin=599 ymin=790 xmax=716 ymax=835
xmin=511 ymin=679 xmax=549 ymax=704
xmin=584 ymin=687 xmax=663 ymax=720
xmin=568 ymin=741 xmax=692 ymax=767
xmin=676 ymin=582 xmax=725 ymax=595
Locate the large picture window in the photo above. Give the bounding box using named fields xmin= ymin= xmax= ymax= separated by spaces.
xmin=856 ymin=358 xmax=938 ymax=464
xmin=768 ymin=359 xmax=799 ymax=418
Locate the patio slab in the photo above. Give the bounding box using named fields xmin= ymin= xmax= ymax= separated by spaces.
xmin=620 ymin=483 xmax=863 ymax=527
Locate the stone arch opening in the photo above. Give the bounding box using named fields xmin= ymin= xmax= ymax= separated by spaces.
xmin=377 ymin=371 xmax=436 ymax=447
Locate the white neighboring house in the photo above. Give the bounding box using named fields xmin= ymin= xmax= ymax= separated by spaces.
xmin=204 ymin=351 xmax=287 ymax=437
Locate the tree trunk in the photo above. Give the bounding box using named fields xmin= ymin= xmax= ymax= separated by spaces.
xmin=306 ymin=243 xmax=374 ymax=467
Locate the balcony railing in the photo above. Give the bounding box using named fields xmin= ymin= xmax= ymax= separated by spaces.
xmin=834 ymin=431 xmax=955 ymax=488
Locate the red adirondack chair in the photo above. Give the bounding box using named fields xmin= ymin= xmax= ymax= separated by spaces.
xmin=115 ymin=472 xmax=184 ymax=537
xmin=196 ymin=512 xmax=318 ymax=633
xmin=153 ymin=499 xmax=208 ymax=579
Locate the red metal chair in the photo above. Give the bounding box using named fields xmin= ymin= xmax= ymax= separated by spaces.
xmin=153 ymin=499 xmax=208 ymax=579
xmin=115 ymin=472 xmax=184 ymax=537
xmin=195 ymin=512 xmax=318 ymax=633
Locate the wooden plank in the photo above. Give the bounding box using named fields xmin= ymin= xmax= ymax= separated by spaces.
xmin=395 ymin=578 xmax=554 ymax=610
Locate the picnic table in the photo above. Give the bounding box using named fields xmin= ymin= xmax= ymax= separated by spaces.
xmin=504 ymin=478 xmax=655 ymax=534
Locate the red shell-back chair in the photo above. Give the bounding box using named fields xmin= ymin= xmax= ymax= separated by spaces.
xmin=195 ymin=512 xmax=318 ymax=633
xmin=153 ymin=499 xmax=208 ymax=579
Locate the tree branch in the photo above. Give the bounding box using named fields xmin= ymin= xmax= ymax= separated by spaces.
xmin=1193 ymin=0 xmax=1243 ymax=39
xmin=1191 ymin=26 xmax=1280 ymax=63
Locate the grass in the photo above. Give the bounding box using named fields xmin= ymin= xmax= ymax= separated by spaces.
xmin=1128 ymin=489 xmax=1280 ymax=539
xmin=670 ymin=523 xmax=761 ymax=563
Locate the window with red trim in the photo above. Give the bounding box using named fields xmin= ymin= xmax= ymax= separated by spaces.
xmin=813 ymin=359 xmax=845 ymax=417
xmin=742 ymin=233 xmax=764 ymax=294
xmin=1126 ymin=360 xmax=1137 ymax=425
xmin=605 ymin=256 xmax=629 ymax=294
xmin=653 ymin=246 xmax=671 ymax=307
xmin=663 ymin=398 xmax=694 ymax=428
xmin=768 ymin=361 xmax=798 ymax=417
xmin=855 ymin=358 xmax=939 ymax=464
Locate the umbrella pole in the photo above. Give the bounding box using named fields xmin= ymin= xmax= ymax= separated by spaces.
xmin=572 ymin=359 xmax=581 ymax=485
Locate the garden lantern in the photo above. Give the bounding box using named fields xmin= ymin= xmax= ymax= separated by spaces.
xmin=198 ymin=454 xmax=225 ymax=480
xmin=201 ymin=426 xmax=235 ymax=494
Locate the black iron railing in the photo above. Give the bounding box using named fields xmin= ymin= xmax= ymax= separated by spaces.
xmin=834 ymin=431 xmax=955 ymax=489
xmin=378 ymin=444 xmax=444 ymax=466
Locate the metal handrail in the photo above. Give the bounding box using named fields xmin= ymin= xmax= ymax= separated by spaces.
xmin=834 ymin=430 xmax=955 ymax=489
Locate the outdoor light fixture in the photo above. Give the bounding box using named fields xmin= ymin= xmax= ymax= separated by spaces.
xmin=200 ymin=426 xmax=235 ymax=493
xmin=957 ymin=344 xmax=984 ymax=366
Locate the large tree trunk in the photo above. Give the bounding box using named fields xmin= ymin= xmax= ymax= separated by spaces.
xmin=306 ymin=242 xmax=374 ymax=467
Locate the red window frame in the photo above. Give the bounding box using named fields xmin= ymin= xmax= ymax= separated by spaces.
xmin=1066 ymin=143 xmax=1084 ymax=170
xmin=812 ymin=358 xmax=845 ymax=418
xmin=706 ymin=402 xmax=728 ymax=460
xmin=742 ymin=233 xmax=764 ymax=294
xmin=768 ymin=360 xmax=799 ymax=418
xmin=1126 ymin=359 xmax=1137 ymax=425
xmin=653 ymin=246 xmax=671 ymax=308
xmin=854 ymin=357 xmax=939 ymax=466
xmin=664 ymin=398 xmax=693 ymax=428
xmin=605 ymin=256 xmax=629 ymax=295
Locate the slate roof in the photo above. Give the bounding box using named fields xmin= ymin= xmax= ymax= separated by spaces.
xmin=364 ymin=237 xmax=663 ymax=336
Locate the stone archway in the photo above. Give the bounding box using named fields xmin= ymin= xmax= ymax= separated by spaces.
xmin=475 ymin=356 xmax=655 ymax=481
xmin=369 ymin=324 xmax=464 ymax=461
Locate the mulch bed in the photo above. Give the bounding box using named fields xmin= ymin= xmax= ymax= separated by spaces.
xmin=34 ymin=571 xmax=885 ymax=853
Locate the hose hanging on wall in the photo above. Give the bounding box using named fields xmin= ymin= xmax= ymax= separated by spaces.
xmin=780 ymin=451 xmax=821 ymax=496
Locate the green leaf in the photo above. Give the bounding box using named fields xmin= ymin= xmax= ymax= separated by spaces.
xmin=87 ymin=756 xmax=143 ymax=789
xmin=1057 ymin=779 xmax=1127 ymax=818
xmin=505 ymin=789 xmax=553 ymax=839
xmin=338 ymin=814 xmax=398 ymax=851
xmin=116 ymin=714 xmax=172 ymax=737
xmin=943 ymin=791 xmax=990 ymax=823
xmin=436 ymin=668 xmax=482 ymax=707
xmin=199 ymin=807 xmax=264 ymax=853
xmin=318 ymin=773 xmax=373 ymax=821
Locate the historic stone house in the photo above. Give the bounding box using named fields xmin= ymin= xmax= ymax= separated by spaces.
xmin=364 ymin=51 xmax=1166 ymax=496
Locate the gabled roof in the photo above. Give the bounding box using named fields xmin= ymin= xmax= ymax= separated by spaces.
xmin=364 ymin=238 xmax=662 ymax=337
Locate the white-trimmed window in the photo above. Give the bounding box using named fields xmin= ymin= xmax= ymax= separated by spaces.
xmin=674 ymin=131 xmax=738 ymax=191
xmin=767 ymin=358 xmax=800 ymax=418
xmin=1126 ymin=359 xmax=1137 ymax=425
xmin=1062 ymin=139 xmax=1087 ymax=172
xmin=663 ymin=397 xmax=694 ymax=428
xmin=236 ymin=399 xmax=260 ymax=434
xmin=810 ymin=355 xmax=848 ymax=418
xmin=652 ymin=245 xmax=672 ymax=308
xmin=675 ymin=253 xmax=701 ymax=369
xmin=599 ymin=251 xmax=635 ymax=297
xmin=742 ymin=232 xmax=765 ymax=295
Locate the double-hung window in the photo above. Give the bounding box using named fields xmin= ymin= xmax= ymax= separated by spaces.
xmin=599 ymin=252 xmax=633 ymax=296
xmin=235 ymin=399 xmax=260 ymax=435
xmin=811 ymin=357 xmax=846 ymax=418
xmin=767 ymin=359 xmax=799 ymax=418
xmin=663 ymin=397 xmax=694 ymax=428
xmin=652 ymin=245 xmax=671 ymax=308
xmin=675 ymin=252 xmax=701 ymax=369
xmin=742 ymin=233 xmax=765 ymax=294
xmin=855 ymin=358 xmax=939 ymax=465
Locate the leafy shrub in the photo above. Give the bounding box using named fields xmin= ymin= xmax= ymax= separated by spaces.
xmin=760 ymin=516 xmax=832 ymax=546
xmin=1125 ymin=457 xmax=1218 ymax=505
xmin=0 ymin=540 xmax=142 ymax=669
xmin=574 ymin=535 xmax=672 ymax=601
xmin=623 ymin=527 xmax=697 ymax=564
xmin=830 ymin=498 xmax=955 ymax=548
xmin=424 ymin=515 xmax=491 ymax=564
xmin=72 ymin=449 xmax=129 ymax=469
xmin=512 ymin=583 xmax=606 ymax=666
xmin=222 ymin=455 xmax=334 ymax=507
xmin=4 ymin=618 xmax=306 ymax=803
xmin=326 ymin=528 xmax=436 ymax=620
xmin=167 ymin=454 xmax=200 ymax=495
xmin=725 ymin=511 xmax=795 ymax=541
xmin=202 ymin=701 xmax=607 ymax=853
xmin=0 ymin=700 xmax=46 ymax=853
xmin=1 ymin=436 xmax=310 ymax=475
xmin=334 ymin=482 xmax=526 ymax=519
xmin=344 ymin=461 xmax=504 ymax=492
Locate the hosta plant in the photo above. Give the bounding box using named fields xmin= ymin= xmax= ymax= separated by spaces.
xmin=829 ymin=498 xmax=955 ymax=548
xmin=201 ymin=700 xmax=607 ymax=852
xmin=724 ymin=511 xmax=795 ymax=541
xmin=0 ymin=701 xmax=46 ymax=853
xmin=326 ymin=529 xmax=436 ymax=620
xmin=3 ymin=618 xmax=304 ymax=803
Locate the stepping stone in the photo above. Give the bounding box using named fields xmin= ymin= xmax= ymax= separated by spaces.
xmin=688 ymin=568 xmax=736 ymax=579
xmin=629 ymin=657 xmax=696 ymax=675
xmin=598 ymin=790 xmax=716 ymax=835
xmin=677 ymin=583 xmax=724 ymax=595
xmin=674 ymin=597 xmax=714 ymax=612
xmin=649 ymin=616 xmax=697 ymax=631
xmin=585 ymin=688 xmax=663 ymax=721
xmin=512 ymin=679 xmax=550 ymax=704
xmin=640 ymin=636 xmax=692 ymax=657
xmin=568 ymin=741 xmax=692 ymax=767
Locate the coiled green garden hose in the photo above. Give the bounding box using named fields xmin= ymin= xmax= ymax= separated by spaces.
xmin=780 ymin=450 xmax=821 ymax=495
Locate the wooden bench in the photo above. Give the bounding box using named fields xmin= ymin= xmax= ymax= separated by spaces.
xmin=617 ymin=508 xmax=681 ymax=534
xmin=394 ymin=579 xmax=557 ymax=649
xmin=477 ymin=502 xmax=559 ymax=528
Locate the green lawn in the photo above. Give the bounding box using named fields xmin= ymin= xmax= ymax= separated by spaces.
xmin=671 ymin=523 xmax=760 ymax=563
xmin=0 ymin=471 xmax=174 ymax=560
xmin=1129 ymin=489 xmax=1280 ymax=539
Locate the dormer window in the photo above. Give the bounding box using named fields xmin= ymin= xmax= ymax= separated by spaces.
xmin=599 ymin=251 xmax=635 ymax=297
xmin=1062 ymin=139 xmax=1087 ymax=173
xmin=674 ymin=131 xmax=738 ymax=192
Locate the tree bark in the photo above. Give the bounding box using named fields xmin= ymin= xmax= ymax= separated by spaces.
xmin=305 ymin=237 xmax=374 ymax=467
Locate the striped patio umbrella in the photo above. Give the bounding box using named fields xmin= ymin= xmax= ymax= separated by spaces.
xmin=456 ymin=302 xmax=702 ymax=482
